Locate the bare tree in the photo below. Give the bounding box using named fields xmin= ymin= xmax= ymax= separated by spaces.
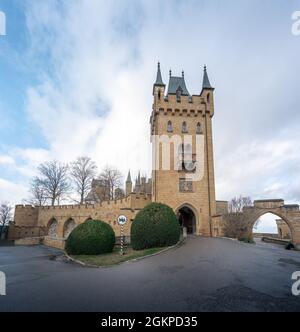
xmin=115 ymin=187 xmax=125 ymax=200
xmin=36 ymin=161 xmax=70 ymax=206
xmin=70 ymin=156 xmax=97 ymax=204
xmin=27 ymin=177 xmax=48 ymax=206
xmin=98 ymin=166 xmax=123 ymax=201
xmin=0 ymin=203 xmax=13 ymax=238
xmin=228 ymin=195 xmax=253 ymax=213
xmin=223 ymin=196 xmax=253 ymax=239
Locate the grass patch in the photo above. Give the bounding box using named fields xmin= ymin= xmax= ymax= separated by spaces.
xmin=71 ymin=246 xmax=167 ymax=267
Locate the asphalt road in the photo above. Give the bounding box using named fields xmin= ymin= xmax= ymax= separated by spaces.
xmin=0 ymin=236 xmax=300 ymax=312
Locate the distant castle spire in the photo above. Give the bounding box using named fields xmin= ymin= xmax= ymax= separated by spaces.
xmin=126 ymin=170 xmax=132 ymax=196
xmin=126 ymin=170 xmax=132 ymax=183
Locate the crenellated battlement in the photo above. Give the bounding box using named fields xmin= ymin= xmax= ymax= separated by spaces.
xmin=15 ymin=205 xmax=36 ymax=209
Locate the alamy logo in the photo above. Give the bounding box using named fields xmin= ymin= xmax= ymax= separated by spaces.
xmin=292 ymin=11 xmax=300 ymax=36
xmin=0 ymin=271 xmax=6 ymax=295
xmin=292 ymin=271 xmax=300 ymax=296
xmin=151 ymin=134 xmax=205 ymax=182
xmin=0 ymin=11 xmax=6 ymax=36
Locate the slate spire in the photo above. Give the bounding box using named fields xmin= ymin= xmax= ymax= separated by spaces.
xmin=202 ymin=65 xmax=214 ymax=90
xmin=154 ymin=62 xmax=164 ymax=86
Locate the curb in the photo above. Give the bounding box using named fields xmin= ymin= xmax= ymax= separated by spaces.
xmin=65 ymin=237 xmax=186 ymax=268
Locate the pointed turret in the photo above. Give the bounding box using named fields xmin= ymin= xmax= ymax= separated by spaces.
xmin=201 ymin=65 xmax=214 ymax=94
xmin=200 ymin=65 xmax=215 ymax=115
xmin=155 ymin=62 xmax=164 ymax=86
xmin=153 ymin=62 xmax=165 ymax=97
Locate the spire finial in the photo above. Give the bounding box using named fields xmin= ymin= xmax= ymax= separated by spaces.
xmin=154 ymin=62 xmax=164 ymax=86
xmin=182 ymin=70 xmax=184 ymax=78
xmin=169 ymin=69 xmax=172 ymax=77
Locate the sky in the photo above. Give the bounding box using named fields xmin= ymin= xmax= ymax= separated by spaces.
xmin=0 ymin=0 xmax=300 ymax=231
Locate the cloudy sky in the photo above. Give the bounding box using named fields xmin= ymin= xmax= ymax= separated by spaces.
xmin=0 ymin=0 xmax=299 ymax=231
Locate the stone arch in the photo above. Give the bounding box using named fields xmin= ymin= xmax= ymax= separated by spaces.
xmin=63 ymin=218 xmax=76 ymax=239
xmin=175 ymin=203 xmax=198 ymax=234
xmin=247 ymin=209 xmax=295 ymax=244
xmin=84 ymin=217 xmax=93 ymax=222
xmin=47 ymin=218 xmax=58 ymax=238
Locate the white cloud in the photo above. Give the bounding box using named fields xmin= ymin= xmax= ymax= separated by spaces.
xmin=0 ymin=155 xmax=15 ymax=166
xmin=0 ymin=178 xmax=28 ymax=206
xmin=215 ymin=133 xmax=300 ymax=202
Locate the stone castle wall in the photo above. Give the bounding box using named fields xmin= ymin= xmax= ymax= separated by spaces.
xmin=9 ymin=193 xmax=152 ymax=249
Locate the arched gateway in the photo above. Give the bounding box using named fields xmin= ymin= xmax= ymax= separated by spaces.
xmin=176 ymin=204 xmax=197 ymax=234
xmin=242 ymin=199 xmax=300 ymax=249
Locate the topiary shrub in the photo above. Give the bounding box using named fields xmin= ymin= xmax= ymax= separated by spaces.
xmin=65 ymin=220 xmax=115 ymax=255
xmin=131 ymin=202 xmax=181 ymax=250
xmin=285 ymin=242 xmax=295 ymax=250
xmin=238 ymin=236 xmax=255 ymax=244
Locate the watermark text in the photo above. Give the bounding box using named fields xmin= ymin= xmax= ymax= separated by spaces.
xmin=292 ymin=11 xmax=300 ymax=36
xmin=292 ymin=271 xmax=300 ymax=296
xmin=0 ymin=271 xmax=6 ymax=296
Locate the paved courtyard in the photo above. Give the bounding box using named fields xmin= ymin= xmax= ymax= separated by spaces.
xmin=0 ymin=236 xmax=300 ymax=312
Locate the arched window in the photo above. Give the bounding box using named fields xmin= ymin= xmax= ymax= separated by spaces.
xmin=182 ymin=121 xmax=188 ymax=133
xmin=196 ymin=122 xmax=202 ymax=134
xmin=158 ymin=90 xmax=161 ymax=100
xmin=207 ymin=93 xmax=210 ymax=103
xmin=167 ymin=121 xmax=173 ymax=133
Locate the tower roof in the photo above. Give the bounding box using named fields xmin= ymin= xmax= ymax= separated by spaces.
xmin=202 ymin=65 xmax=214 ymax=91
xmin=154 ymin=62 xmax=165 ymax=86
xmin=167 ymin=72 xmax=190 ymax=96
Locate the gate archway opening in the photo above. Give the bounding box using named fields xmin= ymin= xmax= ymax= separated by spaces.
xmin=253 ymin=212 xmax=292 ymax=241
xmin=177 ymin=205 xmax=197 ymax=234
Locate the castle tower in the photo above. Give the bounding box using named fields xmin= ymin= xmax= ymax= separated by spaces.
xmin=150 ymin=63 xmax=217 ymax=236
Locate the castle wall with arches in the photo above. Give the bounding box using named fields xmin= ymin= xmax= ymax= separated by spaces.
xmin=9 ymin=193 xmax=152 ymax=249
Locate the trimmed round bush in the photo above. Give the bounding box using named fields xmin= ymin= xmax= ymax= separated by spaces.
xmin=65 ymin=220 xmax=115 ymax=255
xmin=131 ymin=203 xmax=181 ymax=250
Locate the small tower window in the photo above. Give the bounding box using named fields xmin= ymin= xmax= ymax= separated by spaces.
xmin=182 ymin=121 xmax=188 ymax=133
xmin=167 ymin=121 xmax=173 ymax=133
xmin=158 ymin=90 xmax=161 ymax=100
xmin=196 ymin=122 xmax=203 ymax=134
xmin=207 ymin=93 xmax=210 ymax=103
